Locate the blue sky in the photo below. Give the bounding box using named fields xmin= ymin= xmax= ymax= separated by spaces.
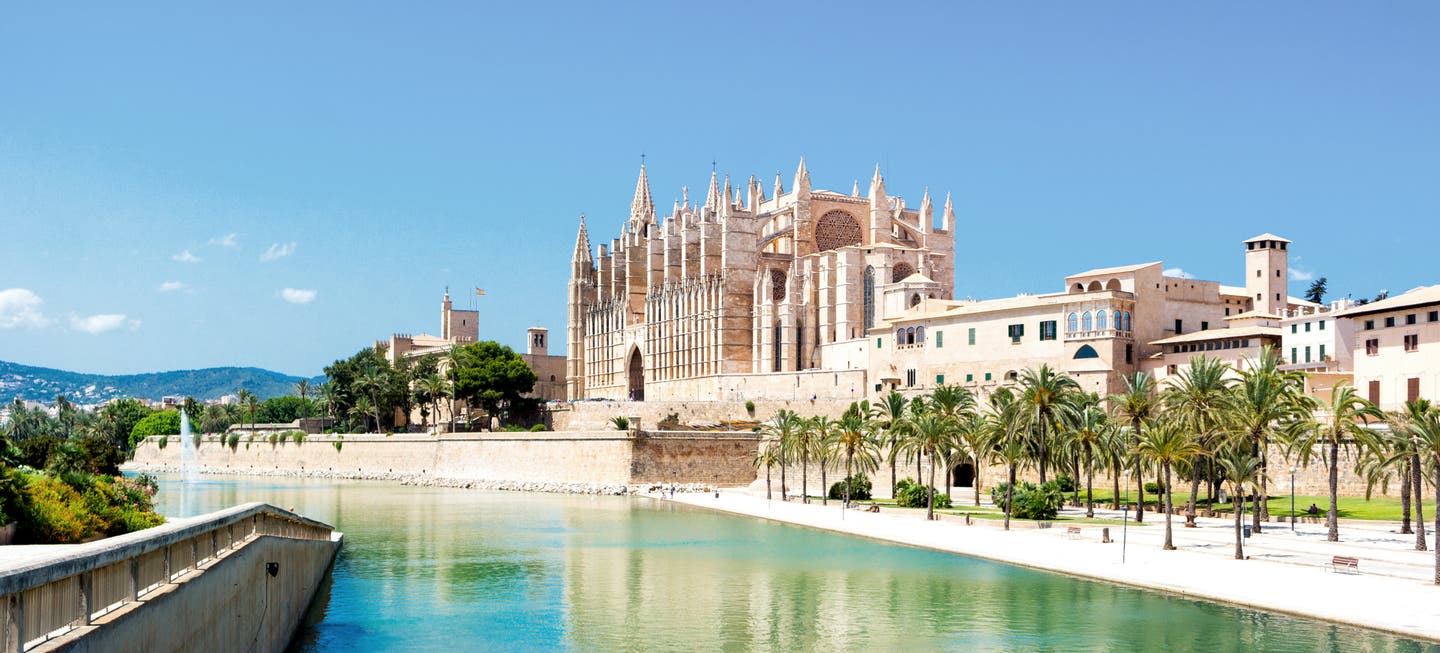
xmin=1 ymin=2 xmax=1436 ymax=377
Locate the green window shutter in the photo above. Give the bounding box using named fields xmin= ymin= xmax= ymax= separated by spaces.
xmin=968 ymin=328 xmax=976 ymax=345
xmin=936 ymin=331 xmax=944 ymax=348
xmin=984 ymin=372 xmax=992 ymax=381
xmin=966 ymin=373 xmax=973 ymax=382
xmin=1291 ymin=348 xmax=1297 ymax=364
xmin=1320 ymin=344 xmax=1326 ymax=360
xmin=936 ymin=374 xmax=945 ymax=385
xmin=877 ymin=338 xmax=883 ymax=349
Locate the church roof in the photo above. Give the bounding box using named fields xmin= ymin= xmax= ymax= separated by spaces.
xmin=899 ymin=272 xmax=937 ymax=284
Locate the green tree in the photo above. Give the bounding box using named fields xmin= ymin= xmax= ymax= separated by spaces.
xmin=986 ymin=389 xmax=1029 ymax=531
xmin=1396 ymin=403 xmax=1440 ymax=584
xmin=450 ymin=342 xmax=537 ymax=429
xmin=1303 ymin=277 xmax=1328 ymax=304
xmin=1066 ymin=403 xmax=1111 ymax=518
xmin=236 ymin=389 xmax=258 ymax=434
xmin=1163 ymin=356 xmax=1235 ymax=526
xmin=895 ymin=410 xmax=954 ymax=521
xmin=129 ymin=410 xmax=181 ymax=449
xmin=1228 ymin=346 xmax=1309 ymax=533
xmin=872 ymin=391 xmax=910 ymax=499
xmin=763 ymin=410 xmax=804 ymax=501
xmin=1018 ymin=364 xmax=1080 ymax=483
xmin=99 ymin=398 xmax=152 ymax=451
xmin=752 ymin=439 xmax=780 ymax=501
xmin=1133 ymin=418 xmax=1206 ymax=550
xmin=1109 ymin=372 xmax=1157 ymax=523
xmin=1291 ymin=383 xmax=1383 ymax=542
xmin=828 ymin=403 xmax=879 ymax=510
xmin=1216 ymin=446 xmax=1263 ymax=560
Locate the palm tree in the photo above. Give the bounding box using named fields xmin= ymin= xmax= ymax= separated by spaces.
xmin=1068 ymin=404 xmax=1110 ymax=518
xmin=931 ymin=384 xmax=978 ymax=500
xmin=1163 ymin=356 xmax=1235 ymax=527
xmin=1216 ymin=446 xmax=1264 ymax=560
xmin=236 ymin=389 xmax=257 ymax=435
xmin=752 ymin=439 xmax=780 ymax=501
xmin=1398 ymin=403 xmax=1440 ymax=584
xmin=1017 ymin=364 xmax=1080 ymax=484
xmin=1373 ymin=401 xmax=1431 ymax=550
xmin=295 ymin=379 xmax=311 ymax=420
xmin=349 ymin=397 xmax=376 ymax=432
xmin=1290 ymin=383 xmax=1382 ymax=542
xmin=1229 ymin=346 xmax=1307 ymax=533
xmin=1133 ymin=417 xmax=1207 ymax=550
xmin=896 ymin=410 xmax=955 ymax=521
xmin=356 ymin=368 xmax=387 ymax=433
xmin=418 ymin=375 xmax=452 ymax=433
xmin=1110 ymin=372 xmax=1158 ymax=523
xmin=954 ymin=412 xmax=989 ymax=506
xmin=873 ymin=391 xmax=910 ymax=497
xmin=794 ymin=415 xmax=828 ymax=503
xmin=829 ymin=403 xmax=880 ymax=509
xmin=811 ymin=418 xmax=837 ymax=506
xmin=764 ymin=410 xmax=804 ymax=501
xmin=987 ymin=393 xmax=1030 ymax=532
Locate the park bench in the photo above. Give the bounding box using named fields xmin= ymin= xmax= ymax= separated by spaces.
xmin=1065 ymin=526 xmax=1082 ymax=540
xmin=1329 ymin=556 xmax=1360 ymax=573
xmin=866 ymin=503 xmax=880 ymax=513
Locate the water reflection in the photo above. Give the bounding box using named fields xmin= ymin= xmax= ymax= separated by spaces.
xmin=150 ymin=475 xmax=1438 ymax=652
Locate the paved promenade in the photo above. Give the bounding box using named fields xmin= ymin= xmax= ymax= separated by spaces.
xmin=668 ymin=490 xmax=1440 ymax=643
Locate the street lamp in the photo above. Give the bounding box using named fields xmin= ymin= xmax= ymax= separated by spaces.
xmin=1296 ymin=467 xmax=1307 ymax=533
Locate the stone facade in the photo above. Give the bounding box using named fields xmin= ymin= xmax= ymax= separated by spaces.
xmin=567 ymin=161 xmax=956 ymax=402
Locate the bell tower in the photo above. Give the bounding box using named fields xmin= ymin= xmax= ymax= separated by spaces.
xmin=1244 ymin=233 xmax=1290 ymax=315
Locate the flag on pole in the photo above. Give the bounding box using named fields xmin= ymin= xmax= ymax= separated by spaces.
xmin=475 ymin=288 xmax=486 ymax=296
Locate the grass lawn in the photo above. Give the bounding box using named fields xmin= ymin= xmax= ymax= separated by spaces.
xmin=1208 ymin=494 xmax=1407 ymax=521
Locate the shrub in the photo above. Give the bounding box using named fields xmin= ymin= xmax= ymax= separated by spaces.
xmin=529 ymin=424 xmax=548 ymax=432
xmin=268 ymin=433 xmax=279 ymax=445
xmin=827 ymin=473 xmax=872 ymax=501
xmin=290 ymin=431 xmax=306 ymax=445
xmin=333 ymin=441 xmax=343 ymax=452
xmin=157 ymin=436 xmax=168 ymax=449
xmin=744 ymin=400 xmax=755 ymax=413
xmin=992 ymin=481 xmax=1064 ymax=520
xmin=609 ymin=416 xmax=630 ymax=431
xmin=129 ymin=411 xmax=181 ymax=450
xmin=192 ymin=432 xmax=202 ymax=449
xmin=1144 ymin=481 xmax=1167 ymax=495
xmin=227 ymin=433 xmax=240 ymax=450
xmin=895 ymin=479 xmax=952 ymax=509
xmin=18 ymin=435 xmax=62 ymax=469
xmin=1055 ymin=475 xmax=1077 ymax=493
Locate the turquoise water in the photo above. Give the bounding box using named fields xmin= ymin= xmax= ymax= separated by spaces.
xmin=153 ymin=475 xmax=1437 ymax=652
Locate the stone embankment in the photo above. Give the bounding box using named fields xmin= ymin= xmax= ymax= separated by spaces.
xmin=126 ymin=462 xmax=716 ymax=496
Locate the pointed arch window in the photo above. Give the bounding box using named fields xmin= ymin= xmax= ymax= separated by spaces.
xmin=1067 ymin=312 xmax=1078 ymax=333
xmin=1081 ymin=311 xmax=1093 ymax=331
xmin=1113 ymin=310 xmax=1122 ymax=331
xmin=1123 ymin=312 xmax=1132 ymax=331
xmin=1074 ymin=344 xmax=1100 ymax=359
xmin=1096 ymin=310 xmax=1108 ymax=331
xmin=863 ymin=266 xmax=876 ymax=330
xmin=896 ymin=328 xmax=905 ymax=344
xmin=916 ymin=326 xmax=925 ymax=344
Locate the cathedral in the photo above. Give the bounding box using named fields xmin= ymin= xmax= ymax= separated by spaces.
xmin=567 ymin=160 xmax=957 ymax=401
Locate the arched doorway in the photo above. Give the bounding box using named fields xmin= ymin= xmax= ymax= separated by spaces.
xmin=952 ymin=462 xmax=975 ymax=488
xmin=627 ymin=348 xmax=645 ymax=401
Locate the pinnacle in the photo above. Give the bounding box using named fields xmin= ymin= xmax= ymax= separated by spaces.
xmin=631 ymin=164 xmax=655 ymax=221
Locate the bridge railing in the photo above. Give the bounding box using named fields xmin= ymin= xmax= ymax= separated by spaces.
xmin=0 ymin=502 xmax=335 ymax=652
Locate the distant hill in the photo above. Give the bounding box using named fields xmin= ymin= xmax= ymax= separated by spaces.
xmin=0 ymin=360 xmax=324 ymax=404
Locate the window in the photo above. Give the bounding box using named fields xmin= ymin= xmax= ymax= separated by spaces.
xmin=1319 ymin=320 xmax=1326 ymax=330
xmin=1408 ymin=378 xmax=1421 ymax=403
xmin=861 ymin=266 xmax=876 ymax=331
xmin=1407 ymin=314 xmax=1417 ymax=325
xmin=906 ymin=327 xmax=915 ymax=345
xmin=936 ymin=331 xmax=944 ymax=348
xmin=1368 ymin=380 xmax=1380 ymax=404
xmin=1319 ymin=344 xmax=1326 ymax=361
xmin=1082 ymin=312 xmax=1093 ymax=331
xmin=1113 ymin=311 xmax=1122 ymax=331
xmin=1430 ymin=311 xmax=1439 ymax=323
xmin=1097 ymin=311 xmax=1108 ymax=331
xmin=1040 ymin=320 xmax=1057 ymax=341
xmin=1226 ymin=308 xmax=1232 ymax=316
xmin=1291 ymin=324 xmax=1298 ymax=334
xmin=1201 ymin=321 xmax=1209 ymax=331
xmin=906 ymin=369 xmax=917 ymax=387
xmin=1007 ymin=324 xmax=1024 ymax=343
xmin=877 ymin=338 xmax=883 ymax=349
xmin=916 ymin=326 xmax=925 ymax=344
xmin=1405 ymin=334 xmax=1419 ymax=352
xmin=896 ymin=328 xmax=905 ymax=344
xmin=1125 ymin=344 xmax=1133 ymax=364
xmin=1123 ymin=312 xmax=1131 ymax=331
xmin=1174 ymin=319 xmax=1183 ymax=334
xmin=1365 ymin=320 xmax=1374 ymax=330
xmin=984 ymin=372 xmax=992 ymax=381
xmin=1386 ymin=317 xmax=1396 ymax=328
xmin=1291 ymin=348 xmax=1298 ymax=364
xmin=1067 ymin=312 xmax=1078 ymax=333
xmin=936 ymin=374 xmax=945 ymax=385
xmin=1365 ymin=338 xmax=1379 ymax=356
xmin=1074 ymin=345 xmax=1099 ymax=359
xmin=966 ymin=373 xmax=974 ymax=382
xmin=968 ymin=327 xmax=976 ymax=345
xmin=1304 ymin=346 xmax=1311 ymax=363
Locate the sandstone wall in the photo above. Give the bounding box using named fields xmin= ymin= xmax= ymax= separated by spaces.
xmin=551 ymin=398 xmax=858 ymax=431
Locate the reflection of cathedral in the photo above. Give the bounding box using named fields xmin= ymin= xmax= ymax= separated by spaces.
xmin=567 ymin=160 xmax=956 ymax=401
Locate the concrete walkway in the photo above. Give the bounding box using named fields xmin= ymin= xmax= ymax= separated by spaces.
xmin=666 ymin=490 xmax=1440 ymax=644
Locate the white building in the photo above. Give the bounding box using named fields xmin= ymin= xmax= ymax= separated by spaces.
xmin=1337 ymin=286 xmax=1440 ymax=410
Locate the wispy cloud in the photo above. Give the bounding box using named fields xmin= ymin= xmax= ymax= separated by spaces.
xmin=0 ymin=288 xmax=49 ymax=329
xmin=158 ymin=281 xmax=187 ymax=292
xmin=173 ymin=249 xmax=201 ymax=263
xmin=209 ymin=233 xmax=239 ymax=249
xmin=1163 ymin=267 xmax=1191 ymax=279
xmin=69 ymin=313 xmax=136 ymax=335
xmin=261 ymin=242 xmax=296 ymax=262
xmin=279 ymin=288 xmax=317 ymax=304
xmin=1289 ymin=267 xmax=1315 ymax=282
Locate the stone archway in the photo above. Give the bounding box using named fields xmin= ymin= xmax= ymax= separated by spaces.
xmin=627 ymin=347 xmax=645 ymax=402
xmin=952 ymin=462 xmax=975 ymax=488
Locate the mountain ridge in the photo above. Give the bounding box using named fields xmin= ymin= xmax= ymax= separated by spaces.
xmin=0 ymin=359 xmax=324 ymax=404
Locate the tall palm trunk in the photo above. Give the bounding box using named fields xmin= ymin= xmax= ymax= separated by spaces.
xmin=1233 ymin=486 xmax=1244 ymax=560
xmin=974 ymin=455 xmax=982 ymax=507
xmin=926 ymin=451 xmax=937 ymax=521
xmin=780 ymin=452 xmax=788 ymax=502
xmin=1254 ymin=432 xmax=1266 ymax=534
xmin=889 ymin=438 xmax=898 ymax=498
xmin=1084 ymin=447 xmax=1095 ymax=518
xmin=1133 ymin=418 xmax=1145 ymax=523
xmin=1005 ymin=464 xmax=1016 ymax=531
xmin=1402 ymin=459 xmax=1414 ymax=534
xmin=844 ymin=453 xmax=853 ymax=509
xmin=1038 ymin=419 xmax=1048 ymax=484
xmin=801 ymin=450 xmax=809 ymax=504
xmin=1163 ymin=462 xmax=1176 ymax=550
xmin=1413 ymin=454 xmax=1428 ymax=551
xmin=765 ymin=464 xmax=772 ymax=500
xmin=1186 ymin=464 xmax=1202 ymax=527
xmin=1110 ymin=459 xmax=1120 ymax=510
xmin=1432 ymin=455 xmax=1439 ymax=585
xmin=1327 ymin=437 xmax=1340 ymax=542
xmin=821 ymin=461 xmax=829 ymax=506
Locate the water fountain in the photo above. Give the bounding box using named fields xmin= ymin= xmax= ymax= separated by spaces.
xmin=179 ymin=407 xmax=200 ymax=483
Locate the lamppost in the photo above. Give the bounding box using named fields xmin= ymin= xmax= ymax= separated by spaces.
xmin=1296 ymin=467 xmax=1307 ymax=533
xmin=1122 ymin=468 xmax=1130 ymax=564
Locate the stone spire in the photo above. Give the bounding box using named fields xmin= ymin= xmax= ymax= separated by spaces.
xmin=852 ymin=179 xmax=860 ymax=196
xmin=705 ymin=169 xmax=721 ymax=212
xmin=942 ymin=192 xmax=955 ymax=231
xmin=918 ymin=187 xmax=932 ymax=233
xmin=748 ymin=174 xmax=762 ymax=208
xmin=721 ymin=175 xmax=733 ymax=218
xmin=773 ymin=170 xmax=784 ymax=198
xmin=867 ymin=163 xmax=886 ymax=198
xmin=630 ymin=164 xmax=655 ymax=226
xmin=572 ymin=213 xmax=592 ymax=264
xmin=793 ymin=157 xmax=810 ymax=197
